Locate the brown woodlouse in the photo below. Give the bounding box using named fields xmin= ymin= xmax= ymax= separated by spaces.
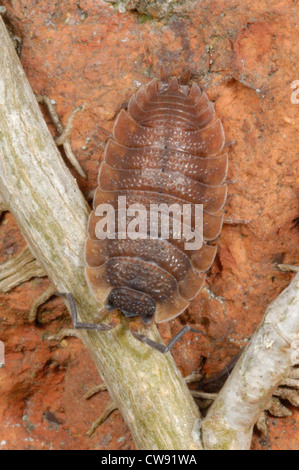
xmin=64 ymin=76 xmax=228 ymax=353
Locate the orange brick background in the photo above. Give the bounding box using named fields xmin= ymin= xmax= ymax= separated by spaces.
xmin=0 ymin=0 xmax=298 ymax=450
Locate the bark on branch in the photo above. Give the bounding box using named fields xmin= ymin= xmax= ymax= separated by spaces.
xmin=0 ymin=17 xmax=201 ymax=450
xmin=201 ymin=272 xmax=299 ymax=450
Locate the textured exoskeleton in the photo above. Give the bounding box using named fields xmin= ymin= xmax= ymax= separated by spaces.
xmin=85 ymin=77 xmax=227 ymax=331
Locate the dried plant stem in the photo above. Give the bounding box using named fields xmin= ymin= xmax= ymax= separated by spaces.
xmin=201 ymin=272 xmax=299 ymax=450
xmin=35 ymin=94 xmax=86 ymax=178
xmin=278 ymin=264 xmax=299 ymax=273
xmin=184 ymin=372 xmax=203 ymax=384
xmin=84 ymin=383 xmax=108 ymax=399
xmin=87 ymin=400 xmax=118 ymax=437
xmin=0 ymin=247 xmax=45 ymax=293
xmin=28 ymin=285 xmax=57 ymax=323
xmin=191 ymin=391 xmax=217 ymax=400
xmin=48 ymin=328 xmax=82 ymax=342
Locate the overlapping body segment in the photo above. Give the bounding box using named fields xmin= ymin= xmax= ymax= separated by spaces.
xmin=86 ymin=77 xmax=227 ymax=324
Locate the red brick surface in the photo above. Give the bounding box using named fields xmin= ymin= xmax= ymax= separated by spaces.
xmin=0 ymin=0 xmax=298 ymax=450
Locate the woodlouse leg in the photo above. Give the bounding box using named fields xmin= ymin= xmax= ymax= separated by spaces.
xmin=55 ymin=292 xmax=117 ymax=331
xmin=131 ymin=325 xmax=203 ymax=354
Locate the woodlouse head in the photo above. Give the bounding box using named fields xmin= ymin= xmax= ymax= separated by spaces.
xmin=106 ymin=287 xmax=156 ymax=325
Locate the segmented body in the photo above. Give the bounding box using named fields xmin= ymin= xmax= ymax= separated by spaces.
xmin=85 ymin=77 xmax=227 ymax=324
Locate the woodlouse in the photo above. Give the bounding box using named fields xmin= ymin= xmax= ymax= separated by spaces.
xmin=65 ymin=76 xmax=228 ymax=353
